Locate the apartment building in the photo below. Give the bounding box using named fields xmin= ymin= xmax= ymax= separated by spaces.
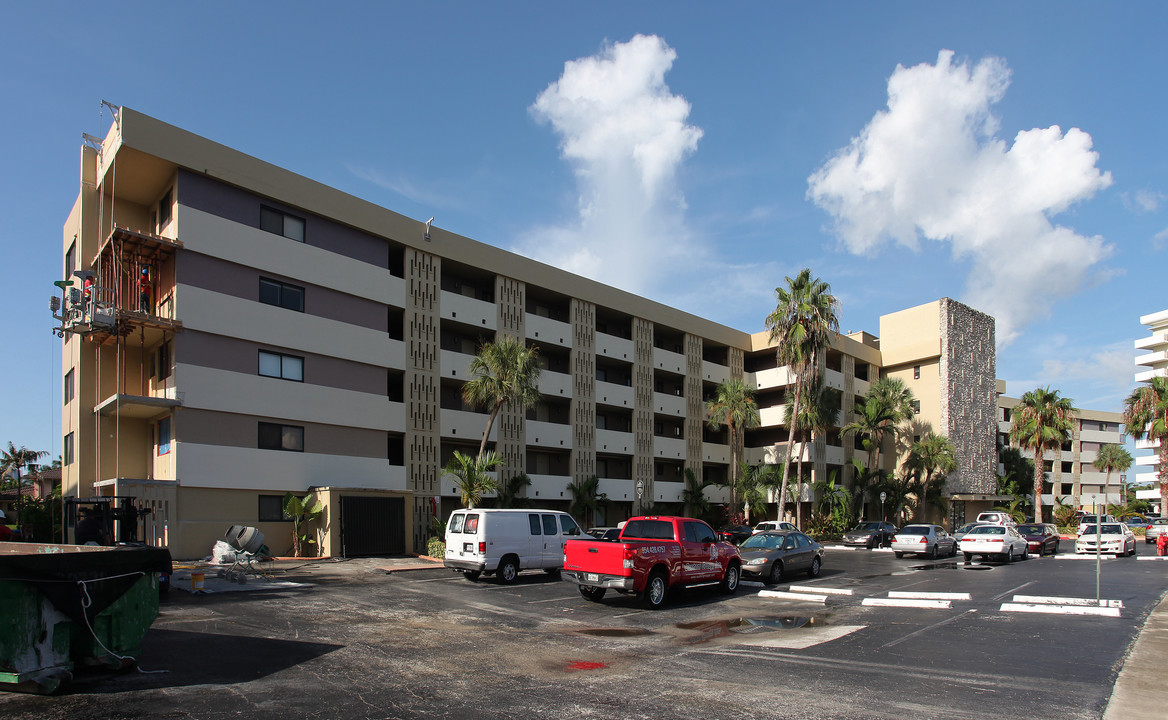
xmin=57 ymin=107 xmax=1014 ymax=559
xmin=1134 ymin=310 xmax=1167 ymax=498
xmin=996 ymin=397 xmax=1126 ymax=516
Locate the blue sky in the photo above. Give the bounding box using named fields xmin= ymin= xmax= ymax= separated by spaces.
xmin=2 ymin=3 xmax=1164 ymax=463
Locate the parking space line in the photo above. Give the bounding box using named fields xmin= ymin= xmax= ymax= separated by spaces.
xmin=991 ymin=581 xmax=1034 ymax=601
xmin=788 ymin=585 xmax=855 ymax=596
xmin=759 ymin=590 xmax=829 ymax=603
xmin=1001 ymin=603 xmax=1121 ymax=617
xmin=881 ymin=609 xmax=977 ymax=648
xmin=888 ymin=591 xmax=971 ymax=601
xmin=863 ymin=597 xmax=951 ymax=609
xmin=1012 ymin=595 xmax=1124 ymax=608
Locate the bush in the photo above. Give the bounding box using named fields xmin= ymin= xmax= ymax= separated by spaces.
xmin=426 ymin=536 xmax=445 ymax=559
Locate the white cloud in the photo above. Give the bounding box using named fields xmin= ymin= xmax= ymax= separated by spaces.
xmin=1122 ymin=189 xmax=1165 ymax=214
xmin=1154 ymin=227 xmax=1168 ymax=252
xmin=808 ymin=50 xmax=1114 ymax=346
xmin=517 ymin=34 xmax=704 ymax=297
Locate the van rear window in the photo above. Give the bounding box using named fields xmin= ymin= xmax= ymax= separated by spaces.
xmin=464 ymin=515 xmax=479 ymax=533
xmin=449 ymin=514 xmax=464 ymax=533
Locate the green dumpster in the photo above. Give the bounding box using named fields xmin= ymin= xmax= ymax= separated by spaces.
xmin=0 ymin=541 xmax=171 ymax=694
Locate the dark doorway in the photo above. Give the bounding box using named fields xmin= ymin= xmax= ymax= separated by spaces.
xmin=340 ymin=496 xmax=405 ymax=557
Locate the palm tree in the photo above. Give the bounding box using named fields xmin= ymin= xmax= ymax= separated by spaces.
xmin=444 ymin=450 xmax=502 ymax=509
xmin=1093 ymin=443 xmax=1133 ymax=509
xmin=1123 ymin=377 xmax=1168 ymax=517
xmin=765 ymin=268 xmax=840 ymax=525
xmin=462 ymin=336 xmax=543 ymax=460
xmin=1009 ymin=387 xmax=1077 ymax=523
xmin=873 ymin=470 xmax=915 ymax=525
xmin=1 ymin=443 xmax=48 ymax=527
xmin=739 ymin=461 xmax=782 ymax=523
xmin=904 ymin=432 xmax=957 ymax=522
xmin=705 ymin=378 xmax=761 ymax=521
xmin=785 ymin=379 xmax=839 ymax=529
xmin=494 ymin=473 xmax=532 ymax=508
xmin=682 ymin=468 xmax=716 ymax=524
xmin=567 ymin=475 xmax=606 ymax=528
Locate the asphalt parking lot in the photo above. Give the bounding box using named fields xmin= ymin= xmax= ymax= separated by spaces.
xmin=4 ymin=539 xmax=1167 ymax=720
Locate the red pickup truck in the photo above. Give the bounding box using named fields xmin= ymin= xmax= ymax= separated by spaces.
xmin=561 ymin=516 xmax=741 ymax=609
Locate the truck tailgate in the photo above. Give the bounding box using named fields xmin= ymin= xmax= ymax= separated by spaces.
xmin=563 ymin=539 xmax=631 ymax=577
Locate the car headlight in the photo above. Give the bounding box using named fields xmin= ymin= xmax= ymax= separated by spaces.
xmin=746 ymin=557 xmax=768 ymax=566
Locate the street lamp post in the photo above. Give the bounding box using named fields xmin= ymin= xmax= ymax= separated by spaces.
xmin=880 ymin=491 xmax=887 ymax=523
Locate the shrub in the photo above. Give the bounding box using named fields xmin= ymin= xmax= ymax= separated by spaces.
xmin=426 ymin=536 xmax=445 ymax=559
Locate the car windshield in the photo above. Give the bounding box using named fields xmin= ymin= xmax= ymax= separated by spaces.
xmin=969 ymin=526 xmax=1005 ymax=536
xmin=741 ymin=533 xmax=783 ymax=550
xmin=901 ymin=525 xmax=931 ymax=535
xmin=956 ymin=523 xmax=977 ymax=533
xmin=1017 ymin=525 xmax=1043 ymax=534
xmin=1082 ymin=525 xmax=1123 ymax=535
xmin=852 ymin=523 xmax=880 ymax=532
xmin=1080 ymin=516 xmax=1099 ymax=524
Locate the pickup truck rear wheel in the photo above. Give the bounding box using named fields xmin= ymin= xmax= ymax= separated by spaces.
xmin=640 ymin=570 xmax=668 ymax=609
xmin=579 ymin=585 xmax=606 ymax=602
xmin=720 ymin=563 xmax=740 ymax=594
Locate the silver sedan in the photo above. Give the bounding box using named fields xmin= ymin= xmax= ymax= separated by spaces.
xmin=891 ymin=524 xmax=957 ymax=559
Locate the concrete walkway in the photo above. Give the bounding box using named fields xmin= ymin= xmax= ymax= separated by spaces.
xmin=1104 ymin=589 xmax=1168 ymax=718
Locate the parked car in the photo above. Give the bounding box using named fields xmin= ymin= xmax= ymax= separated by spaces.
xmin=753 ymin=520 xmax=798 ymax=534
xmin=1016 ymin=523 xmax=1061 ymax=556
xmin=960 ymin=524 xmax=1029 ymax=563
xmin=444 ymin=508 xmax=582 ymax=583
xmin=975 ymin=511 xmax=1017 ymax=526
xmin=1124 ymin=516 xmax=1149 ymax=527
xmin=718 ymin=525 xmax=755 ymax=545
xmin=843 ymin=521 xmax=898 ymax=549
xmin=891 ymin=524 xmax=957 ymax=559
xmin=952 ymin=522 xmax=984 ymax=544
xmin=1144 ymin=517 xmax=1168 ymax=544
xmin=738 ymin=530 xmax=824 ymax=584
xmin=1076 ymin=522 xmax=1137 ymax=556
xmin=1077 ymin=514 xmax=1118 ymax=535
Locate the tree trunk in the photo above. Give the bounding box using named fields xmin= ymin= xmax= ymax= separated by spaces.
xmin=478 ymin=402 xmax=504 ymax=460
xmin=1034 ymin=448 xmax=1045 ymax=523
xmin=1159 ymin=441 xmax=1168 ymax=519
xmin=918 ymin=470 xmax=930 ymax=522
xmin=778 ymin=380 xmax=802 ymax=524
xmin=795 ymin=432 xmax=806 ymax=529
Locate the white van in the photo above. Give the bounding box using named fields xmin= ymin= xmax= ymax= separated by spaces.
xmin=444 ymin=508 xmax=582 ymax=584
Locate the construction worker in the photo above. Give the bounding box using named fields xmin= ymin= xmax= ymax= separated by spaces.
xmin=138 ymin=268 xmax=150 ymax=313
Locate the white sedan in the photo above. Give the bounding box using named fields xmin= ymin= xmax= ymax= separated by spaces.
xmin=1075 ymin=522 xmax=1137 ymax=557
xmin=960 ymin=524 xmax=1029 ymax=563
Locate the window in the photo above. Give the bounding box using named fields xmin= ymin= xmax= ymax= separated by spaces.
xmin=542 ymin=514 xmax=558 ymax=535
xmin=259 ymin=278 xmax=305 ymax=312
xmin=157 ymin=341 xmax=172 ymax=381
xmin=63 ymin=432 xmax=74 ymax=465
xmin=158 ymin=417 xmax=172 ymax=455
xmin=158 ymin=188 xmax=172 ymax=229
xmin=529 ymin=514 xmax=542 ymax=536
xmin=259 ymin=422 xmax=304 ymax=452
xmin=913 ymin=365 xmax=921 ymax=380
xmin=559 ymin=515 xmax=580 ymax=536
xmin=65 ymin=241 xmax=75 ymax=279
xmin=912 ymin=400 xmax=921 ymax=414
xmin=63 ymin=368 xmax=74 ymax=405
xmin=258 ymin=495 xmax=292 ymax=522
xmin=258 ymin=350 xmax=304 ymax=381
xmin=261 ymin=205 xmax=305 ymax=242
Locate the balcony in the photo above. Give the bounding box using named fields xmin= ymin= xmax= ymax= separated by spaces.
xmin=95 ymin=393 xmax=181 ymax=420
xmin=441 ymin=290 xmax=497 ymax=330
xmin=596 ymin=331 xmax=634 ymax=361
xmin=526 ymin=314 xmax=572 ymax=348
xmin=67 ymin=226 xmax=184 ymax=346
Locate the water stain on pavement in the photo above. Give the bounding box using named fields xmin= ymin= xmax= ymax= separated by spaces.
xmin=675 ymin=615 xmax=831 ymax=645
xmin=576 ymin=627 xmax=655 ymax=638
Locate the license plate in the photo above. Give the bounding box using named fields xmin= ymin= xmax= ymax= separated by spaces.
xmin=585 ymin=573 xmax=599 ymax=583
xmin=464 ymin=543 xmax=473 ymax=552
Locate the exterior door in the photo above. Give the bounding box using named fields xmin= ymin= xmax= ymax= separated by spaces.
xmin=340 ymin=496 xmax=405 ymax=557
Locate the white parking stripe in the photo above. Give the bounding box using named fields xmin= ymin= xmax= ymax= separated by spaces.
xmin=888 ymin=591 xmax=971 ymax=601
xmin=1001 ymin=603 xmax=1121 ymax=617
xmin=991 ymin=581 xmax=1034 ymax=601
xmin=863 ymin=597 xmax=951 ymax=609
xmin=788 ymin=585 xmax=855 ymax=596
xmin=1012 ymin=595 xmax=1124 ymax=608
xmin=759 ymin=590 xmax=829 ymax=603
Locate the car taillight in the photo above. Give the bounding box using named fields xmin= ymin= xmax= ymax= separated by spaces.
xmin=478 ymin=541 xmax=486 ymax=553
xmin=622 ymin=546 xmax=636 ymax=570
xmin=892 ymin=536 xmax=900 ymax=542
